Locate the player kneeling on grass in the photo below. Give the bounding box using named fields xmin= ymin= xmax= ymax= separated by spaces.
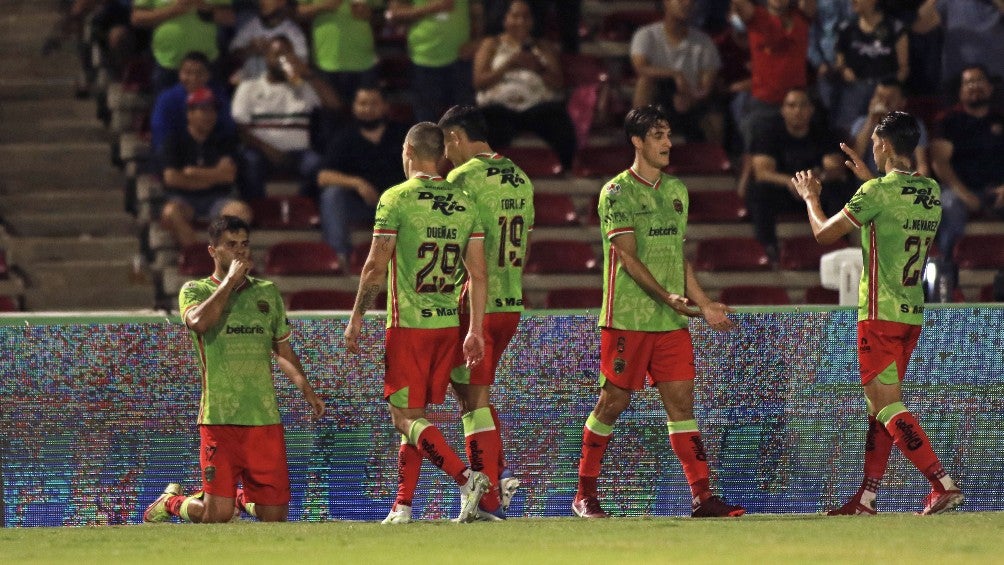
xmin=343 ymin=122 xmax=492 ymax=524
xmin=143 ymin=215 xmax=325 ymax=524
xmin=792 ymin=111 xmax=963 ymax=516
xmin=573 ymin=105 xmax=744 ymax=519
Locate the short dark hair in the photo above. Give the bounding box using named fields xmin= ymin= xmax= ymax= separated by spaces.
xmin=624 ymin=104 xmax=670 ymax=143
xmin=437 ymin=105 xmax=489 ymax=142
xmin=355 ymin=80 xmax=386 ymax=100
xmin=406 ymin=122 xmax=445 ymax=160
xmin=209 ymin=215 xmax=251 ymax=245
xmin=874 ymin=111 xmax=920 ymax=156
xmin=180 ymin=51 xmax=211 ymax=69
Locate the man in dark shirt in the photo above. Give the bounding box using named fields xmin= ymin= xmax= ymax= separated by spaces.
xmin=931 ymin=65 xmax=1004 ymax=261
xmin=749 ymin=88 xmax=851 ymax=259
xmin=317 ymin=85 xmax=408 ymax=266
xmin=159 ymin=88 xmax=252 ymax=248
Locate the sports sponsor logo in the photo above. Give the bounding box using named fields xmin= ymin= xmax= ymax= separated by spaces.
xmin=901 ymin=186 xmax=940 ymax=209
xmin=647 ymin=226 xmax=678 ymax=236
xmin=691 ymin=436 xmax=707 ymax=462
xmin=605 ymin=182 xmax=621 ymax=195
xmin=418 ymin=191 xmax=466 ymax=215
xmin=613 ymin=357 xmax=626 ymax=374
xmin=486 ymin=166 xmax=526 ymax=188
xmin=420 ymin=438 xmax=445 ymax=468
xmin=226 ymin=325 xmax=265 ymax=335
xmin=616 ymin=336 xmax=626 ymax=353
xmin=204 ymin=465 xmax=216 ymax=483
xmin=468 ymin=439 xmax=485 ymax=472
xmin=421 ymin=306 xmax=459 ymax=318
xmin=895 ymin=418 xmax=924 ymax=450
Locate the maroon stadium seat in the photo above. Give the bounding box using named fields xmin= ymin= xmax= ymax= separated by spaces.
xmin=178 ymin=242 xmax=214 ymax=276
xmin=503 ymin=147 xmax=563 ymax=178
xmin=0 ymin=295 xmax=17 ymax=311
xmin=349 ymin=241 xmax=372 ymax=275
xmin=804 ymin=285 xmax=840 ymax=304
xmin=694 ymin=237 xmax=771 ymax=271
xmin=250 ymin=196 xmax=319 ymax=230
xmin=572 ymin=144 xmax=634 ymax=178
xmin=264 ymin=241 xmax=341 ymax=276
xmin=719 ymin=285 xmax=791 ymax=305
xmin=544 ymin=287 xmax=603 ymax=309
xmin=665 ymin=142 xmax=732 ymax=176
xmin=534 ymin=193 xmax=580 ymax=227
xmin=288 ymin=289 xmax=357 ymax=310
xmin=955 ymin=235 xmax=1004 ymax=269
xmin=779 ymin=236 xmax=849 ymax=271
xmin=688 ymin=190 xmax=747 ymax=223
xmin=0 ymin=249 xmax=8 ymax=279
xmin=526 ymin=240 xmax=599 ymax=274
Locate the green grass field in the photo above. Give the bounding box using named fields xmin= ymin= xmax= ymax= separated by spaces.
xmin=3 ymin=513 xmax=1003 ymax=564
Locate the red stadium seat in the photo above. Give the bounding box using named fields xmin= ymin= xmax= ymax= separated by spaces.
xmin=0 ymin=295 xmax=18 ymax=311
xmin=264 ymin=241 xmax=341 ymax=276
xmin=694 ymin=237 xmax=771 ymax=271
xmin=526 ymin=240 xmax=599 ymax=274
xmin=178 ymin=242 xmax=214 ymax=276
xmin=544 ymin=287 xmax=603 ymax=309
xmin=586 ymin=193 xmax=600 ymax=225
xmin=904 ymin=95 xmax=946 ymax=129
xmin=598 ymin=10 xmax=661 ymax=42
xmin=0 ymin=249 xmax=8 ymax=279
xmin=804 ymin=285 xmax=839 ymax=304
xmin=665 ymin=142 xmax=732 ymax=176
xmin=572 ymin=144 xmax=634 ymax=178
xmin=288 ymin=289 xmax=357 ymax=310
xmin=688 ymin=190 xmax=747 ymax=223
xmin=979 ymin=284 xmax=999 ymax=302
xmin=954 ymin=235 xmax=1004 ymax=269
xmin=779 ymin=236 xmax=849 ymax=271
xmin=502 ymin=147 xmax=563 ymax=178
xmin=534 ymin=193 xmax=580 ymax=227
xmin=349 ymin=241 xmax=371 ymax=275
xmin=250 ymin=196 xmax=319 ymax=230
xmin=719 ymin=285 xmax=791 ymax=305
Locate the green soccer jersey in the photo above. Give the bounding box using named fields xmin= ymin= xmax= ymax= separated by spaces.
xmin=842 ymin=170 xmax=942 ymax=325
xmin=598 ymin=168 xmax=689 ymax=331
xmin=132 ymin=0 xmax=228 ymax=69
xmin=447 ymin=153 xmax=534 ymax=313
xmin=299 ymin=0 xmax=377 ymax=72
xmin=408 ymin=0 xmax=469 ymax=67
xmin=373 ymin=174 xmax=484 ymax=329
xmin=179 ymin=276 xmax=290 ymax=425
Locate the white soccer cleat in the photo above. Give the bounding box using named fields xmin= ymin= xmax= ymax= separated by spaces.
xmin=381 ymin=504 xmax=413 ymax=524
xmin=456 ymin=471 xmax=490 ymax=523
xmin=499 ymin=475 xmax=521 ymax=513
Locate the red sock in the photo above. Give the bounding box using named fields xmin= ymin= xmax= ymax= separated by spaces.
xmin=884 ymin=410 xmax=948 ymax=490
xmin=577 ymin=427 xmax=612 ymax=498
xmin=467 ymin=430 xmax=501 ymax=511
xmin=164 ymin=495 xmax=186 ymax=517
xmin=668 ymin=427 xmax=711 ymax=500
xmin=489 ymin=404 xmax=507 ymax=473
xmin=863 ymin=415 xmax=894 ymax=484
xmin=416 ymin=424 xmax=468 ymax=484
xmin=396 ymin=440 xmax=423 ymax=508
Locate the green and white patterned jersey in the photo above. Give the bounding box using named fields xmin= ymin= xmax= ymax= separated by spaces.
xmin=447 ymin=153 xmax=534 ymax=313
xmin=842 ymin=170 xmax=942 ymax=325
xmin=598 ymin=168 xmax=689 ymax=331
xmin=179 ymin=276 xmax=290 ymax=426
xmin=374 ymin=174 xmax=484 ymax=329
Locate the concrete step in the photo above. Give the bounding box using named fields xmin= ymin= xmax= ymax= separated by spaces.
xmin=0 ymin=189 xmax=122 ymax=214
xmin=0 ymin=143 xmax=122 ymax=194
xmin=23 ymin=259 xmax=156 ymax=310
xmin=4 ymin=211 xmax=136 ymax=237
xmin=0 ymin=98 xmax=107 ymax=143
xmin=7 ymin=235 xmax=139 ymax=265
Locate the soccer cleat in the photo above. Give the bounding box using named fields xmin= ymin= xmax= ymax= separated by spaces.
xmin=475 ymin=507 xmax=507 ymax=521
xmin=920 ymin=489 xmax=964 ymax=515
xmin=381 ymin=504 xmax=413 ymax=524
xmin=143 ymin=483 xmax=182 ymax=523
xmin=691 ymin=495 xmax=746 ymax=518
xmin=499 ymin=473 xmax=521 ymax=513
xmin=456 ymin=471 xmax=490 ymax=523
xmin=826 ymin=495 xmax=877 ymax=516
xmin=572 ymin=495 xmax=609 ymax=518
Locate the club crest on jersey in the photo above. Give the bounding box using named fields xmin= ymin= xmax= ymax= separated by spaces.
xmin=673 ymin=199 xmax=683 ymax=213
xmin=204 ymin=465 xmax=216 ymax=483
xmin=418 ymin=191 xmax=466 ymax=215
xmin=613 ymin=357 xmax=626 ymax=374
xmin=605 ymin=182 xmax=621 ymax=195
xmin=257 ymin=300 xmax=270 ymax=314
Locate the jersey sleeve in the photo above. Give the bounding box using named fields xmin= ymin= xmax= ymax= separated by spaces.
xmin=373 ymin=190 xmax=400 ymax=237
xmin=178 ymin=280 xmax=212 ymax=319
xmin=842 ymin=179 xmax=881 ymax=227
xmin=598 ymin=181 xmax=634 ymax=240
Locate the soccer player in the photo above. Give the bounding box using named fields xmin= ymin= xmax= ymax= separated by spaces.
xmin=792 ymin=111 xmax=964 ymax=516
xmin=142 ymin=215 xmax=325 ymax=524
xmin=573 ymin=105 xmax=745 ymax=519
xmin=343 ymin=121 xmax=492 ymax=524
xmin=436 ymin=104 xmax=535 ymax=519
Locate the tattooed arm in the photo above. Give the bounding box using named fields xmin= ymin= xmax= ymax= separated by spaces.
xmin=344 ymin=235 xmax=395 ymax=354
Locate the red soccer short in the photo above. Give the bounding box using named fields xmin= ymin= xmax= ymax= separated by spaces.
xmin=385 ymin=326 xmax=460 ymax=408
xmin=199 ymin=423 xmax=290 ymax=505
xmin=599 ymin=327 xmax=696 ymax=390
xmin=857 ymin=320 xmax=922 ymax=385
xmin=455 ymin=310 xmax=521 ymax=386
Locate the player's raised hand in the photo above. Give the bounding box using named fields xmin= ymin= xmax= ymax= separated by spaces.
xmin=701 ymin=301 xmax=735 ymax=332
xmin=463 ymin=331 xmax=485 ymax=369
xmin=666 ymin=293 xmax=701 ymax=317
xmin=792 ymin=169 xmax=822 ymax=201
xmin=343 ymin=318 xmax=362 ymax=355
xmin=839 ymin=142 xmax=874 ymax=181
xmin=226 ymin=257 xmax=253 ymax=282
